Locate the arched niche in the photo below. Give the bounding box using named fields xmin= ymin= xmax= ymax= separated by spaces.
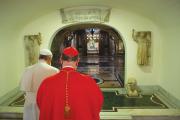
xmin=50 ymin=23 xmax=125 ymax=88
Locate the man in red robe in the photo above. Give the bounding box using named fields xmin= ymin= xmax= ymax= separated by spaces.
xmin=37 ymin=47 xmax=103 ymax=120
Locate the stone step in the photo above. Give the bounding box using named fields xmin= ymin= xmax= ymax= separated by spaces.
xmin=132 ymin=116 xmax=180 ymax=120
xmin=100 ymin=113 xmax=132 ymax=120
xmin=0 ymin=113 xmax=22 ymax=119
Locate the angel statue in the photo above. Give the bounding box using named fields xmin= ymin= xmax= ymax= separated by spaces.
xmin=132 ymin=29 xmax=151 ymax=65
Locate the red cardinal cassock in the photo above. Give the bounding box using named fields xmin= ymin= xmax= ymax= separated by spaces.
xmin=37 ymin=47 xmax=104 ymax=120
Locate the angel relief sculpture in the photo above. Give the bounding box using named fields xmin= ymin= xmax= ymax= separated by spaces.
xmin=132 ymin=29 xmax=151 ymax=65
xmin=24 ymin=33 xmax=42 ymax=66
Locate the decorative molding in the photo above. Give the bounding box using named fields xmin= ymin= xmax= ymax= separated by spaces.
xmin=1 ymin=86 xmax=180 ymax=109
xmin=0 ymin=87 xmax=22 ymax=106
xmin=156 ymin=86 xmax=180 ymax=108
xmin=60 ymin=6 xmax=111 ymax=24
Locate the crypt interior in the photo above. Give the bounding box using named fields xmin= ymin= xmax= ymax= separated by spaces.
xmin=51 ymin=24 xmax=125 ymax=88
xmin=0 ymin=0 xmax=180 ymax=120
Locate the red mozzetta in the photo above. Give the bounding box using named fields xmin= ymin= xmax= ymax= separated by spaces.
xmin=37 ymin=67 xmax=103 ymax=120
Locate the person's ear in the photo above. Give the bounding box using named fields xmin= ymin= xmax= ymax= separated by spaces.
xmin=76 ymin=58 xmax=80 ymax=66
xmin=59 ymin=58 xmax=63 ymax=65
xmin=47 ymin=56 xmax=52 ymax=65
xmin=49 ymin=56 xmax=52 ymax=61
xmin=75 ymin=61 xmax=78 ymax=66
xmin=77 ymin=58 xmax=80 ymax=63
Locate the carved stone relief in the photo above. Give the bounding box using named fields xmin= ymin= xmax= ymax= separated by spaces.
xmin=132 ymin=29 xmax=151 ymax=65
xmin=24 ymin=33 xmax=42 ymax=66
xmin=60 ymin=6 xmax=111 ymax=23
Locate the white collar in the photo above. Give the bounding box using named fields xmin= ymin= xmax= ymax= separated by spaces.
xmin=62 ymin=65 xmax=74 ymax=69
xmin=39 ymin=59 xmax=46 ymax=63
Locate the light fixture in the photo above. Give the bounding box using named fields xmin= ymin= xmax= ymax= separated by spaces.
xmin=86 ymin=28 xmax=100 ymax=40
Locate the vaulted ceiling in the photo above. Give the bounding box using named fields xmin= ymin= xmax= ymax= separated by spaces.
xmin=0 ymin=0 xmax=180 ymax=31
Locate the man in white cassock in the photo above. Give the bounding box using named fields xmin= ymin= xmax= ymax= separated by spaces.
xmin=20 ymin=49 xmax=59 ymax=120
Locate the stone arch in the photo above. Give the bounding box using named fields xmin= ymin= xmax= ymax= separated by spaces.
xmin=50 ymin=23 xmax=126 ymax=87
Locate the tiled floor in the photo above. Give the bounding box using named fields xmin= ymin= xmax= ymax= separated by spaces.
xmin=78 ymin=55 xmax=125 ymax=87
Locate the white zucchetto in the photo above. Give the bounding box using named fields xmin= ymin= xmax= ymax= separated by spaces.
xmin=40 ymin=49 xmax=53 ymax=56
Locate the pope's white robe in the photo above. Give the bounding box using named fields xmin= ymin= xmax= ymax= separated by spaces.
xmin=20 ymin=60 xmax=59 ymax=120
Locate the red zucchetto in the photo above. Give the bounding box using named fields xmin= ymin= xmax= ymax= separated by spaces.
xmin=63 ymin=47 xmax=79 ymax=57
